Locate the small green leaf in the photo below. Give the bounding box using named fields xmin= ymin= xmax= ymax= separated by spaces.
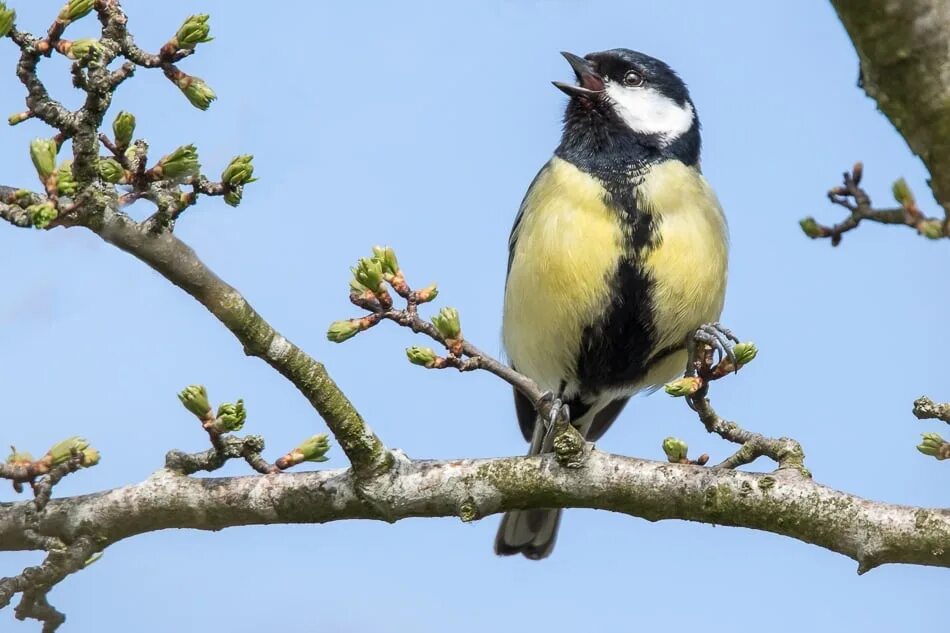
xmin=662 ymin=437 xmax=688 ymax=463
xmin=431 ymin=307 xmax=461 ymax=340
xmin=156 ymin=144 xmax=200 ymax=181
xmin=0 ymin=3 xmax=16 ymax=39
xmin=326 ymin=320 xmax=360 ymax=343
xmin=48 ymin=436 xmax=90 ymax=465
xmin=97 ymin=158 xmax=124 ymax=184
xmin=112 ymin=111 xmax=136 ymax=149
xmin=406 ymin=346 xmax=438 ymax=367
xmin=215 ymin=399 xmax=246 ymax=432
xmin=178 ymin=385 xmax=211 ymax=418
xmin=27 ymin=202 xmax=58 ymax=229
xmin=58 ymin=0 xmax=94 ymax=23
xmin=174 ymin=14 xmax=213 ymax=49
xmin=175 ymin=75 xmax=217 ymax=111
xmin=664 ymin=376 xmax=702 ymax=397
xmin=30 ymin=138 xmax=58 ymax=183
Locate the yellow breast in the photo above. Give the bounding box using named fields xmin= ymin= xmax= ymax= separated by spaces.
xmin=638 ymin=160 xmax=729 ymax=366
xmin=503 ymin=157 xmax=624 ymax=392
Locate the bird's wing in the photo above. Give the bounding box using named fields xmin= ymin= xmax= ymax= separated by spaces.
xmin=512 ymin=383 xmax=537 ymax=443
xmin=507 ymin=160 xmax=554 ymax=277
xmin=584 ymin=396 xmax=631 ymax=441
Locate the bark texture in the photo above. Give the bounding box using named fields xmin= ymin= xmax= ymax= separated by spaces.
xmin=833 ymin=0 xmax=950 ymax=211
xmin=1 ymin=451 xmax=948 ymax=573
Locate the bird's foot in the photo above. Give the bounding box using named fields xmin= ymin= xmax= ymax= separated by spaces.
xmin=537 ymin=391 xmax=571 ymax=447
xmin=686 ymin=322 xmax=739 ymax=376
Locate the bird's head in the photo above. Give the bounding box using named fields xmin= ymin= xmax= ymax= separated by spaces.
xmin=554 ymin=49 xmax=698 ymax=158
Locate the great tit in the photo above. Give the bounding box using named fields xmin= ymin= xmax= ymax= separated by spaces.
xmin=495 ymin=49 xmax=729 ymax=559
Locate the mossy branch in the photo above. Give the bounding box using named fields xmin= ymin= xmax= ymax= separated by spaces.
xmin=0 ymin=452 xmax=948 ymax=574
xmin=808 ymin=1 xmax=950 ymax=243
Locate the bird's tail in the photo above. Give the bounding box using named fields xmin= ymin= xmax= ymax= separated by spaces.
xmin=494 ymin=507 xmax=562 ymax=560
xmin=494 ymin=413 xmax=562 ymax=559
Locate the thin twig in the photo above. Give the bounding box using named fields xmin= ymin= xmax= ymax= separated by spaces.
xmin=802 ymin=163 xmax=947 ymax=245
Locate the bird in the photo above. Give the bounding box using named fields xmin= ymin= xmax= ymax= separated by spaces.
xmin=495 ymin=49 xmax=731 ymax=559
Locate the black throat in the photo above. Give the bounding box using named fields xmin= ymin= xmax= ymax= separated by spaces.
xmin=554 ymin=98 xmax=701 ymax=180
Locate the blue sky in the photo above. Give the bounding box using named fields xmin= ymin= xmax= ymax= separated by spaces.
xmin=2 ymin=1 xmax=946 ymax=630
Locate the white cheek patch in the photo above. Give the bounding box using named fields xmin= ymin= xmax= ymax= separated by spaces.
xmin=604 ymin=83 xmax=694 ymax=145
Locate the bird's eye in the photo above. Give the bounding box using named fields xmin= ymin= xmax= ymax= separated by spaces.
xmin=623 ymin=70 xmax=644 ymax=87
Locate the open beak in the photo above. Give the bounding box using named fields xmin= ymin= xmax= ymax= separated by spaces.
xmin=552 ymin=51 xmax=605 ymax=99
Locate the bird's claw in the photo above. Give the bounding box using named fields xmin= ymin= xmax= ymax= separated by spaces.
xmin=537 ymin=391 xmax=570 ymax=448
xmin=689 ymin=322 xmax=739 ymax=371
xmin=537 ymin=391 xmax=569 ymax=429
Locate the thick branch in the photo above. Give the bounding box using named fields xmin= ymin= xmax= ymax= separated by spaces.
xmin=832 ymin=0 xmax=950 ymax=218
xmin=0 ymin=452 xmax=946 ymax=573
xmin=88 ymin=211 xmax=390 ymax=476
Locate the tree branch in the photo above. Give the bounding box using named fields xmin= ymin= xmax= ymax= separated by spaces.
xmin=0 ymin=0 xmax=390 ymax=478
xmin=800 ymin=163 xmax=948 ymax=244
xmin=86 ymin=212 xmax=390 ymax=476
xmin=0 ymin=452 xmax=947 ymax=573
xmin=3 ymin=1 xmax=950 ymax=628
xmin=833 ymin=0 xmax=950 ymax=214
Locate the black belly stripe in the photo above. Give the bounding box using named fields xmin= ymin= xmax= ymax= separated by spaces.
xmin=575 ymin=258 xmax=656 ymax=391
xmin=574 ymin=166 xmax=663 ymax=394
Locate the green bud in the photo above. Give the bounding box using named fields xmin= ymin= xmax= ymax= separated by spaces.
xmin=294 ymin=434 xmax=331 ymax=463
xmin=56 ymin=160 xmax=77 ymax=197
xmin=732 ymin=342 xmax=757 ymax=366
xmin=30 ymin=138 xmax=58 ymax=183
xmin=224 ymin=188 xmax=242 ymax=207
xmin=326 ymin=319 xmax=361 ymax=343
xmin=372 ymin=245 xmax=400 ymax=275
xmin=352 ymin=257 xmax=384 ymax=292
xmin=83 ymin=552 xmax=104 ymax=568
xmin=221 ymin=154 xmax=255 ymax=187
xmin=8 ymin=111 xmax=31 ymax=126
xmin=66 ymin=38 xmax=102 ymax=61
xmin=415 ymin=283 xmax=439 ymax=303
xmin=431 ymin=307 xmax=461 ymax=340
xmin=97 ymin=158 xmax=124 ymax=184
xmin=58 ymin=0 xmax=94 ymax=23
xmin=892 ymin=177 xmax=915 ymax=207
xmin=349 ymin=277 xmax=370 ymax=294
xmin=112 ymin=111 xmax=135 ymax=149
xmin=919 ymin=221 xmax=944 ymax=240
xmin=406 ymin=346 xmax=438 ymax=367
xmin=662 ymin=437 xmax=688 ymax=463
xmin=799 ymin=217 xmax=822 ymax=239
xmin=6 ymin=447 xmax=33 ymax=464
xmin=175 ymin=74 xmax=217 ymax=111
xmin=174 ymin=14 xmax=213 ymax=49
xmin=178 ymin=384 xmax=211 ymax=418
xmin=215 ymin=399 xmax=246 ymax=432
xmin=48 ymin=436 xmax=90 ymax=466
xmin=80 ymin=447 xmax=100 ymax=467
xmin=27 ymin=202 xmax=58 ymax=229
xmin=917 ymin=432 xmax=948 ymax=460
xmin=0 ymin=4 xmax=15 ymax=39
xmin=157 ymin=144 xmax=200 ymax=181
xmin=664 ymin=376 xmax=703 ymax=397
